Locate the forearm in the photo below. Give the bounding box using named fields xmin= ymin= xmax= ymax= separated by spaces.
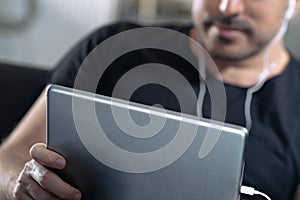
xmin=0 ymin=91 xmax=47 ymax=199
xmin=0 ymin=151 xmax=26 ymax=200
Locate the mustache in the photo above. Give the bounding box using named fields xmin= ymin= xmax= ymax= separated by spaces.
xmin=203 ymin=15 xmax=253 ymax=34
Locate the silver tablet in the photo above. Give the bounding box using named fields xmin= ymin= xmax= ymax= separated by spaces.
xmin=47 ymin=84 xmax=247 ymax=200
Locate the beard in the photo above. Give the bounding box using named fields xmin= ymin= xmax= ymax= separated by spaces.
xmin=195 ymin=15 xmax=280 ymax=62
xmin=204 ymin=35 xmax=271 ymax=62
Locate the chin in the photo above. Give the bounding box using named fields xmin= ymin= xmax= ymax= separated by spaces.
xmin=211 ymin=54 xmax=246 ymax=62
xmin=209 ymin=50 xmax=259 ymax=62
xmin=205 ymin=43 xmax=263 ymax=62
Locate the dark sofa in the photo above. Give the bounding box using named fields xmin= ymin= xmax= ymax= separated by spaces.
xmin=0 ymin=63 xmax=50 ymax=142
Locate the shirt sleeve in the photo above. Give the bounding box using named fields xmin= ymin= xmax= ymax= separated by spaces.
xmin=48 ymin=21 xmax=140 ymax=88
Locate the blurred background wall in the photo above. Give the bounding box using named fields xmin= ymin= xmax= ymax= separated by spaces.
xmin=0 ymin=0 xmax=299 ymax=70
xmin=0 ymin=0 xmax=120 ymax=69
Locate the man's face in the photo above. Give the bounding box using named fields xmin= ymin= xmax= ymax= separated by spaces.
xmin=192 ymin=0 xmax=289 ymax=61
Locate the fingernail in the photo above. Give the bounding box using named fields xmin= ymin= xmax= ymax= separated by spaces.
xmin=74 ymin=193 xmax=81 ymax=200
xmin=56 ymin=158 xmax=65 ymax=168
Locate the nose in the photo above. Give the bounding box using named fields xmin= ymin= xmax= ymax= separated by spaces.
xmin=218 ymin=0 xmax=245 ymax=15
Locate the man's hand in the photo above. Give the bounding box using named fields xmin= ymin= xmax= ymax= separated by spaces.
xmin=13 ymin=143 xmax=81 ymax=200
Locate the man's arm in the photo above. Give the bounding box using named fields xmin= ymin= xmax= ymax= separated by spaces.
xmin=0 ymin=90 xmax=81 ymax=199
xmin=0 ymin=90 xmax=46 ymax=199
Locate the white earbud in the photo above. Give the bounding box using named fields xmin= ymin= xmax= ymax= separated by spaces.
xmin=274 ymin=0 xmax=296 ymax=41
xmin=286 ymin=0 xmax=297 ymax=22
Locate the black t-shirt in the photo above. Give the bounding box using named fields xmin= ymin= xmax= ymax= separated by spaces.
xmin=50 ymin=21 xmax=300 ymax=200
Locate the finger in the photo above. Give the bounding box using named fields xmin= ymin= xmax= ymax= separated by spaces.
xmin=17 ymin=193 xmax=33 ymax=200
xmin=30 ymin=160 xmax=81 ymax=200
xmin=25 ymin=175 xmax=60 ymax=200
xmin=13 ymin=172 xmax=34 ymax=200
xmin=24 ymin=193 xmax=33 ymax=200
xmin=13 ymin=184 xmax=34 ymax=200
xmin=30 ymin=143 xmax=66 ymax=169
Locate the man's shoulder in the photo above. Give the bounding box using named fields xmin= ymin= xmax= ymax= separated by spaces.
xmin=50 ymin=21 xmax=193 ymax=87
xmin=90 ymin=21 xmax=142 ymax=40
xmin=71 ymin=21 xmax=192 ymax=58
xmin=89 ymin=21 xmax=192 ymax=41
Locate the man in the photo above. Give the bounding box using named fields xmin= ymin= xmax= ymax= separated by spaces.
xmin=1 ymin=0 xmax=300 ymax=199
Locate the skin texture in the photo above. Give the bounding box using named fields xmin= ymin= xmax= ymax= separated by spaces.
xmin=192 ymin=0 xmax=300 ymax=87
xmin=193 ymin=0 xmax=286 ymax=61
xmin=0 ymin=0 xmax=300 ymax=199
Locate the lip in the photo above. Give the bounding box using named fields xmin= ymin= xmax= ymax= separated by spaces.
xmin=215 ymin=24 xmax=245 ymax=38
